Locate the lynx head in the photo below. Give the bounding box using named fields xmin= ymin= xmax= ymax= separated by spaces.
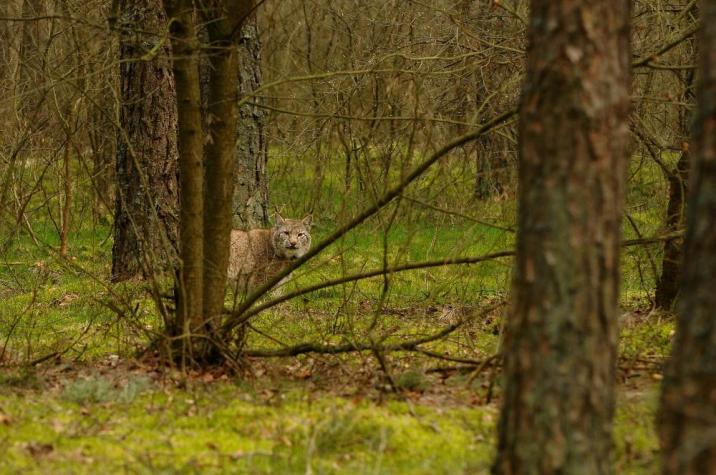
xmin=271 ymin=213 xmax=312 ymax=259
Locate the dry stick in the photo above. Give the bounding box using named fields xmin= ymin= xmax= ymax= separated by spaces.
xmin=239 ymin=232 xmax=682 ymax=359
xmin=414 ymin=347 xmax=487 ymax=366
xmin=633 ymin=21 xmax=700 ymax=68
xmin=229 ymin=232 xmax=682 ymax=324
xmin=236 ymin=251 xmax=515 ymax=321
xmin=243 ymin=302 xmax=504 ymax=357
xmin=221 ymin=109 xmax=517 ymax=335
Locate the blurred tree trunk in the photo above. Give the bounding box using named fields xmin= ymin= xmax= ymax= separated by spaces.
xmin=493 ymin=0 xmax=631 ymax=473
xmin=111 ymin=0 xmax=179 ymax=282
xmin=658 ymin=2 xmax=716 ymax=471
xmin=655 ymin=67 xmax=695 ymax=310
xmin=233 ymin=14 xmax=268 ymax=230
xmin=16 ymin=0 xmax=49 ymax=125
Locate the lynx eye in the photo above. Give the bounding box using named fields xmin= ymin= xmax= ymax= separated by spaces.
xmin=298 ymin=232 xmax=305 ymax=238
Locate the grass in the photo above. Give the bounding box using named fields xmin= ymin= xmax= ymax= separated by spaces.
xmin=0 ymin=149 xmax=676 ymax=473
xmin=0 ymin=366 xmax=662 ymax=474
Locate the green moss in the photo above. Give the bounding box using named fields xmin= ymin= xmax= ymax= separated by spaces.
xmin=614 ymin=386 xmax=661 ymax=474
xmin=0 ymin=381 xmax=499 ymax=474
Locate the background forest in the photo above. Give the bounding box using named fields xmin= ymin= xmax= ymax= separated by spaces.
xmin=0 ymin=0 xmax=712 ymax=473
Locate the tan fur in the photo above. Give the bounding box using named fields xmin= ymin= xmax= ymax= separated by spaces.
xmin=228 ymin=214 xmax=312 ymax=292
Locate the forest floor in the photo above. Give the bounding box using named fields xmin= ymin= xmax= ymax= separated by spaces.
xmin=0 ymin=294 xmax=670 ymax=474
xmin=0 ymin=337 xmax=664 ymax=475
xmin=0 ymin=200 xmax=672 ymax=473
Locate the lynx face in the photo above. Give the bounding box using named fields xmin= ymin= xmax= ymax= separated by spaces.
xmin=271 ymin=214 xmax=312 ymax=260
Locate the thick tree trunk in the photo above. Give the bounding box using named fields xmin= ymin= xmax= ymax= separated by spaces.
xmin=233 ymin=15 xmax=268 ymax=230
xmin=111 ymin=0 xmax=179 ymax=282
xmin=165 ymin=0 xmax=205 ymax=359
xmin=493 ymin=1 xmax=631 ymax=473
xmin=658 ymin=3 xmax=716 ymax=472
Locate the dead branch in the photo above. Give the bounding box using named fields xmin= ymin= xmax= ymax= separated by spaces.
xmin=243 ymin=302 xmax=504 ymax=357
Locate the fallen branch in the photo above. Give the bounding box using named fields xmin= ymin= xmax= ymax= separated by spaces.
xmin=243 ymin=302 xmax=504 ymax=358
xmin=228 ymin=231 xmax=682 ymax=323
xmin=233 ymin=251 xmax=514 ymax=321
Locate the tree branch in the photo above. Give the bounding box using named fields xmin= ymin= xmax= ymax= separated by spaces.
xmin=243 ymin=302 xmax=504 ymax=357
xmin=220 ymin=109 xmax=517 ymax=335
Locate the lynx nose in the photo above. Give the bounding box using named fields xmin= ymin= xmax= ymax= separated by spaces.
xmin=288 ymin=241 xmax=297 ymax=249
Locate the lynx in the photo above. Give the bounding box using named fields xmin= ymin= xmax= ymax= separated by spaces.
xmin=227 ymin=213 xmax=312 ymax=292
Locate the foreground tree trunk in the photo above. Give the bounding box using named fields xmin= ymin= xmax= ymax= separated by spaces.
xmin=163 ymin=0 xmax=253 ymax=364
xmin=493 ymin=1 xmax=631 ymax=473
xmin=112 ymin=0 xmax=179 ymax=282
xmin=233 ymin=14 xmax=268 ymax=230
xmin=164 ymin=0 xmax=205 ymax=361
xmin=658 ymin=3 xmax=716 ymax=471
xmin=200 ymin=0 xmax=254 ymax=349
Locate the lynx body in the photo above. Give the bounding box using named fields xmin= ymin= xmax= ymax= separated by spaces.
xmin=228 ymin=214 xmax=312 ymax=291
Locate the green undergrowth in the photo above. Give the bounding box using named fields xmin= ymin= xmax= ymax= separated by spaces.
xmin=0 ymin=374 xmax=496 ymax=474
xmin=0 ymin=368 xmax=662 ymax=474
xmin=0 ymin=150 xmax=674 ymax=473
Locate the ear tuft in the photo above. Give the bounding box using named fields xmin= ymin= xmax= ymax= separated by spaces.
xmin=302 ymin=214 xmax=313 ymax=228
xmin=274 ymin=212 xmax=285 ymax=226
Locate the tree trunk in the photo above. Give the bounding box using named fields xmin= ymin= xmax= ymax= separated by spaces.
xmin=16 ymin=0 xmax=47 ymax=124
xmin=59 ymin=135 xmax=72 ymax=258
xmin=658 ymin=2 xmax=716 ymax=471
xmin=111 ymin=0 xmax=179 ymax=282
xmin=493 ymin=1 xmax=631 ymax=473
xmin=233 ymin=14 xmax=268 ymax=230
xmin=165 ymin=0 xmax=205 ymax=361
xmin=654 ymin=144 xmax=689 ymax=310
xmin=200 ymin=0 xmax=252 ymax=340
xmin=655 ymin=68 xmax=695 ymax=310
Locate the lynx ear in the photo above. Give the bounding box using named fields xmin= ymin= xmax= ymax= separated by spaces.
xmin=302 ymin=214 xmax=313 ymax=228
xmin=274 ymin=213 xmax=285 ymax=226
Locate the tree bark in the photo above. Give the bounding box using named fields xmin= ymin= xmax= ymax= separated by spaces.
xmin=493 ymin=1 xmax=631 ymax=473
xmin=165 ymin=0 xmax=205 ymax=359
xmin=654 ymin=144 xmax=689 ymax=310
xmin=16 ymin=0 xmax=46 ymax=121
xmin=658 ymin=2 xmax=716 ymax=471
xmin=655 ymin=68 xmax=695 ymax=311
xmin=200 ymin=0 xmax=252 ymax=339
xmin=111 ymin=0 xmax=179 ymax=282
xmin=233 ymin=14 xmax=268 ymax=230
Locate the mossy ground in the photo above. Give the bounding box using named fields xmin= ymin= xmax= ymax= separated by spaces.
xmin=0 ymin=361 xmax=662 ymax=474
xmin=0 ymin=155 xmax=673 ymax=473
xmin=0 ymin=218 xmax=671 ymax=474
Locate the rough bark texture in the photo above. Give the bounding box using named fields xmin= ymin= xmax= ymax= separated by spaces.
xmin=111 ymin=0 xmax=179 ymax=282
xmin=165 ymin=0 xmax=205 ymax=354
xmin=655 ymin=69 xmax=695 ymax=310
xmin=654 ymin=144 xmax=689 ymax=310
xmin=233 ymin=14 xmax=268 ymax=230
xmin=658 ymin=2 xmax=716 ymax=472
xmin=493 ymin=1 xmax=631 ymax=473
xmin=200 ymin=0 xmax=247 ymax=336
